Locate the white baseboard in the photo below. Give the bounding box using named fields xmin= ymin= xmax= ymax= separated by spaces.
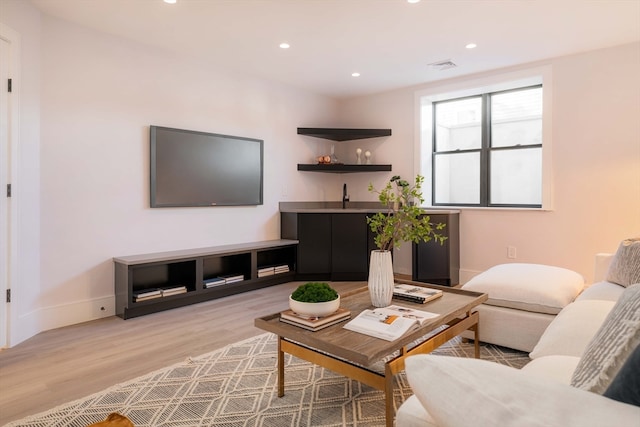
xmin=10 ymin=296 xmax=115 ymax=347
xmin=40 ymin=296 xmax=115 ymax=330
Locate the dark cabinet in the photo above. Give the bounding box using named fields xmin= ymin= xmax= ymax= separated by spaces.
xmin=297 ymin=213 xmax=332 ymax=275
xmin=412 ymin=213 xmax=460 ymax=286
xmin=331 ymin=214 xmax=369 ymax=280
xmin=281 ymin=212 xmax=372 ymax=281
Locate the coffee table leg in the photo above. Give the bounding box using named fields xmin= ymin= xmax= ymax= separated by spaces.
xmin=474 ymin=316 xmax=480 ymax=359
xmin=385 ymin=365 xmax=394 ymax=427
xmin=278 ymin=336 xmax=285 ymax=397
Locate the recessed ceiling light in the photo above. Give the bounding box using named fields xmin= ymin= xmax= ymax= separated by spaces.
xmin=351 ymin=72 xmax=361 ymax=77
xmin=407 ymin=0 xmax=421 ymax=3
xmin=163 ymin=0 xmax=177 ymax=4
xmin=466 ymin=43 xmax=477 ymax=49
xmin=279 ymin=42 xmax=290 ymax=49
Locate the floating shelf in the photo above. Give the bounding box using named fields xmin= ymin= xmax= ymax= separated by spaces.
xmin=297 ymin=128 xmax=392 ymax=141
xmin=297 ymin=164 xmax=392 ymax=173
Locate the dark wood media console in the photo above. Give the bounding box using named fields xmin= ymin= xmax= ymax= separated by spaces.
xmin=114 ymin=239 xmax=298 ymax=319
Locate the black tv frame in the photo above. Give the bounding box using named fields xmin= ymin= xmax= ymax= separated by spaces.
xmin=150 ymin=125 xmax=264 ymax=208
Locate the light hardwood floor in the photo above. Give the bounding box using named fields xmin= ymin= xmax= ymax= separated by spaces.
xmin=0 ymin=281 xmax=366 ymax=425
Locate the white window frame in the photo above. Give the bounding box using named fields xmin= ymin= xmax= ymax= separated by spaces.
xmin=414 ymin=66 xmax=554 ymax=210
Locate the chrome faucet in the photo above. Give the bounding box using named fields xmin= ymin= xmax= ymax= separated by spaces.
xmin=342 ymin=183 xmax=349 ymax=209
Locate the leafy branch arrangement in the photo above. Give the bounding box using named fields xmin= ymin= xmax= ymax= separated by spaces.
xmin=367 ymin=175 xmax=447 ymax=252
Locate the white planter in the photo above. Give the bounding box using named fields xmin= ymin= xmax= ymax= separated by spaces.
xmin=368 ymin=250 xmax=394 ymax=307
xmin=289 ymin=295 xmax=340 ymax=318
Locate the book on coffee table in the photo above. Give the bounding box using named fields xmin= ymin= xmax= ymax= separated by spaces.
xmin=392 ymin=283 xmax=443 ymax=304
xmin=280 ymin=308 xmax=351 ymax=331
xmin=343 ymin=305 xmax=439 ymax=341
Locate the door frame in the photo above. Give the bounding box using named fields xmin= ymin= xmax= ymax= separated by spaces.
xmin=0 ymin=23 xmax=21 ymax=349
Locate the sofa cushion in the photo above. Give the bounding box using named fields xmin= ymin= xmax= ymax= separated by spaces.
xmin=404 ymin=354 xmax=640 ymax=427
xmin=603 ymin=343 xmax=640 ymax=407
xmin=606 ymin=238 xmax=640 ymax=287
xmin=395 ymin=395 xmax=438 ymax=427
xmin=576 ymin=281 xmax=626 ymax=302
xmin=462 ymin=263 xmax=584 ymax=315
xmin=520 ymin=355 xmax=581 ymax=384
xmin=530 ymin=299 xmax=615 ymax=359
xmin=571 ymin=284 xmax=640 ymax=394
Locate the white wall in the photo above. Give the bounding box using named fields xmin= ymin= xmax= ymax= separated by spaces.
xmin=2 ymin=2 xmax=340 ymax=345
xmin=339 ymin=43 xmax=640 ymax=282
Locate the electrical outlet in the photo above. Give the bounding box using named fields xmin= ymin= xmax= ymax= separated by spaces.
xmin=507 ymin=246 xmax=517 ymax=259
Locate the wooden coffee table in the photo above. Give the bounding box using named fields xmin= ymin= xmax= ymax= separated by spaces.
xmin=254 ymin=280 xmax=487 ymax=427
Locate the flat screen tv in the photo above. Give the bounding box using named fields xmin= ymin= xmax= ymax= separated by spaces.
xmin=150 ymin=126 xmax=263 ymax=207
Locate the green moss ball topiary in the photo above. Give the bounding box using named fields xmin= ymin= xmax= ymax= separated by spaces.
xmin=291 ymin=282 xmax=338 ymax=303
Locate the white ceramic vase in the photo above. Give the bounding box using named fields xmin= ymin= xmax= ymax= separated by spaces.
xmin=368 ymin=250 xmax=394 ymax=307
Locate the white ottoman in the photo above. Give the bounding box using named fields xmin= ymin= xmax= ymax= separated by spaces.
xmin=461 ymin=263 xmax=585 ymax=352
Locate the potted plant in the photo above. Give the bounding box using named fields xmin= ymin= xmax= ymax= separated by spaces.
xmin=289 ymin=282 xmax=340 ymax=318
xmin=366 ymin=175 xmax=447 ymax=306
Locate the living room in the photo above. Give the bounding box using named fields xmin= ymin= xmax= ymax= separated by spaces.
xmin=1 ymin=0 xmax=639 ymax=345
xmin=1 ymin=0 xmax=639 ymax=425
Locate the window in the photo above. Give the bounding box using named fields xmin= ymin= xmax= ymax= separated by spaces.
xmin=420 ymin=80 xmax=548 ymax=209
xmin=418 ymin=68 xmax=552 ymax=209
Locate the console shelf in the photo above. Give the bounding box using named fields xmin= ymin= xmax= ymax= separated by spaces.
xmin=297 ymin=127 xmax=392 ymax=141
xmin=297 ymin=164 xmax=392 ymax=173
xmin=114 ymin=239 xmax=298 ymax=319
xmin=297 ymin=127 xmax=393 ymax=173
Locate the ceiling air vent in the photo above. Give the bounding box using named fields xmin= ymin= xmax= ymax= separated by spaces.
xmin=428 ymin=59 xmax=457 ymax=70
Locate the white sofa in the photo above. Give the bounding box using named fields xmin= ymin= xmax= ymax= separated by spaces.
xmin=396 ymin=248 xmax=640 ymax=427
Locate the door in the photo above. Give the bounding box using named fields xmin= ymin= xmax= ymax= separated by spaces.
xmin=0 ymin=23 xmax=19 ymax=348
xmin=0 ymin=34 xmax=10 ymax=348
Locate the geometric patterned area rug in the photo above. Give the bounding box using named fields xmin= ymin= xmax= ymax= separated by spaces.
xmin=5 ymin=333 xmax=530 ymax=427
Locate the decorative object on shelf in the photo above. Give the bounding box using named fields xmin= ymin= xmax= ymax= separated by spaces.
xmin=356 ymin=148 xmax=362 ymax=164
xmin=330 ymin=144 xmax=339 ymax=163
xmin=365 ymin=150 xmax=372 ymax=164
xmin=317 ymin=155 xmax=332 ymax=164
xmin=366 ymin=175 xmax=447 ymax=307
xmin=289 ymin=282 xmax=340 ymax=317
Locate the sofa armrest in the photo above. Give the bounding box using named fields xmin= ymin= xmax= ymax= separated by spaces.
xmin=594 ymin=253 xmax=613 ymax=283
xmin=403 ymin=354 xmax=640 ymax=427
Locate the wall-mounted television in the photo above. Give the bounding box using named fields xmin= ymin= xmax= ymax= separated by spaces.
xmin=150 ymin=126 xmax=263 ymax=207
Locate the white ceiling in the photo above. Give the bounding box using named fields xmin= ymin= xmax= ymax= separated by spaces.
xmin=31 ymin=0 xmax=640 ymax=99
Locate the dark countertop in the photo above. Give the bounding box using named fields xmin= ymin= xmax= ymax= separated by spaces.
xmin=279 ymin=201 xmax=460 ymax=214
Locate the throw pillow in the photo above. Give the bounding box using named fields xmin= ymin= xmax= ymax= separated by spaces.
xmin=604 ymin=343 xmax=640 ymax=407
xmin=404 ymin=354 xmax=640 ymax=427
xmin=571 ymin=284 xmax=640 ymax=394
xmin=606 ymin=238 xmax=640 ymax=287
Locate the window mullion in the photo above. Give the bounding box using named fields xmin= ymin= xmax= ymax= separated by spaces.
xmin=431 ymin=103 xmax=437 ymax=205
xmin=480 ymin=93 xmax=490 ymax=206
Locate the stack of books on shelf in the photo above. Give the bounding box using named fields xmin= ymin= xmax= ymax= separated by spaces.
xmin=203 ymin=277 xmax=226 ymax=289
xmin=393 ymin=283 xmax=443 ymax=304
xmin=161 ymin=285 xmax=187 ymax=297
xmin=274 ymin=264 xmax=290 ymax=274
xmin=280 ymin=308 xmax=351 ymax=332
xmin=258 ymin=266 xmax=275 ymax=277
xmin=221 ymin=273 xmax=244 ymax=284
xmin=258 ymin=264 xmax=290 ymax=278
xmin=133 ymin=288 xmax=162 ymax=302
